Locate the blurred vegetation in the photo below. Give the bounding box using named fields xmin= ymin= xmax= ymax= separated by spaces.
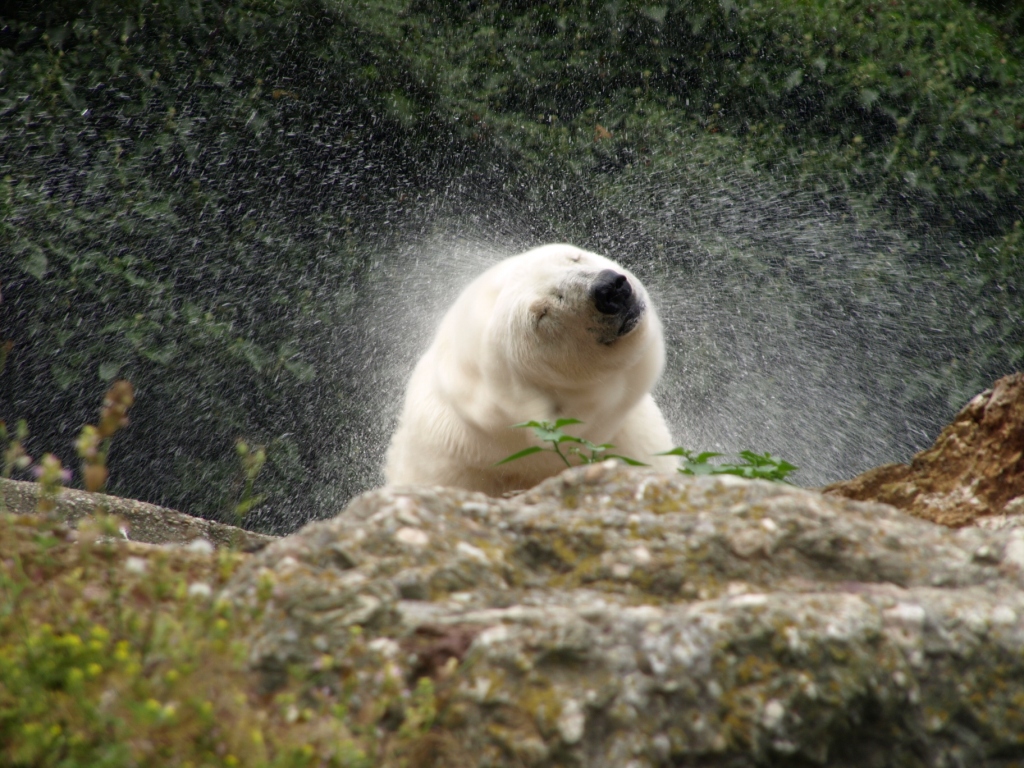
xmin=1 ymin=0 xmax=1021 ymax=529
xmin=0 ymin=512 xmax=439 ymax=766
xmin=0 ymin=0 xmax=439 ymax=529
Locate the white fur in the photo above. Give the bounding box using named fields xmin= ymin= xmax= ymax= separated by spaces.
xmin=385 ymin=244 xmax=677 ymax=494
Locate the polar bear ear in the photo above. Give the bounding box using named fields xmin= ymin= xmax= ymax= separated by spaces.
xmin=529 ymin=297 xmax=553 ymax=328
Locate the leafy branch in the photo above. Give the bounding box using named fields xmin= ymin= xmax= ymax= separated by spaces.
xmin=659 ymin=448 xmax=798 ymax=483
xmin=1 ymin=420 xmax=31 ymax=481
xmin=496 ymin=418 xmax=798 ymax=483
xmin=495 ymin=418 xmax=649 ymax=468
xmin=234 ymin=439 xmax=267 ymax=524
xmin=76 ymin=380 xmax=135 ymax=494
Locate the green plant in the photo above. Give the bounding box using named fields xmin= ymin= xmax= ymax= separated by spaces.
xmin=1 ymin=419 xmax=31 ymax=480
xmin=496 ymin=419 xmax=649 ymax=469
xmin=32 ymin=454 xmax=70 ymax=513
xmin=0 ymin=511 xmax=452 ymax=767
xmin=75 ymin=380 xmax=135 ymax=495
xmin=233 ymin=439 xmax=267 ymax=525
xmin=496 ymin=419 xmax=799 ymax=483
xmin=0 ymin=419 xmax=72 ymax=513
xmin=661 ymin=448 xmax=799 ymax=483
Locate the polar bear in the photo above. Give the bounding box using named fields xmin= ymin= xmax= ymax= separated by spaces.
xmin=384 ymin=243 xmax=677 ymax=495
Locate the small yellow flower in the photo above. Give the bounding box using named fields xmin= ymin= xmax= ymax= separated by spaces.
xmin=61 ymin=633 xmax=83 ymax=648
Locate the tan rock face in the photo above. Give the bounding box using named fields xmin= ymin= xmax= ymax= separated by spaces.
xmin=824 ymin=372 xmax=1024 ymax=527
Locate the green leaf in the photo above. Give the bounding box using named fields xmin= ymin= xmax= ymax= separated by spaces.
xmin=532 ymin=428 xmax=563 ymax=442
xmin=693 ymin=451 xmax=724 ymax=463
xmin=737 ymin=451 xmax=773 ymax=467
xmin=494 ymin=446 xmax=543 ymax=465
xmin=675 ymin=446 xmax=798 ymax=483
xmin=22 ymin=250 xmax=48 ymax=280
xmin=657 ymin=447 xmax=688 ymax=457
xmin=663 ymin=448 xmax=723 ymax=463
xmin=97 ymin=361 xmax=122 ymax=381
xmin=603 ymin=454 xmax=649 ymax=466
xmin=234 ymin=494 xmax=266 ymax=516
xmin=679 ymin=462 xmax=717 ymax=476
xmin=551 ymin=417 xmax=583 ymax=429
xmin=140 ymin=344 xmax=177 ymax=365
xmin=50 ymin=364 xmax=78 ymax=392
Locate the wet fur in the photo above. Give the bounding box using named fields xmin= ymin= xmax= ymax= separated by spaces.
xmin=385 ymin=244 xmax=677 ymax=495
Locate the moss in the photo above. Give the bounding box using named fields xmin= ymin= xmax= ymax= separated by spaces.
xmin=517 ymin=681 xmax=563 ymax=740
xmin=639 ymin=484 xmax=693 ymax=515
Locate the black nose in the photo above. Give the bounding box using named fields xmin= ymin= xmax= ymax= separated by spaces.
xmin=591 ymin=269 xmax=633 ymax=315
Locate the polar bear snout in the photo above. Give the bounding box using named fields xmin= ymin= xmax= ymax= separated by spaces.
xmin=592 ymin=269 xmax=632 ymax=314
xmin=591 ymin=269 xmax=643 ymax=337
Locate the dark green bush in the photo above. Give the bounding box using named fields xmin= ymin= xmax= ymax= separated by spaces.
xmin=0 ymin=0 xmax=446 ymax=529
xmin=403 ymin=0 xmax=1023 ymax=236
xmin=1 ymin=0 xmax=1020 ymax=528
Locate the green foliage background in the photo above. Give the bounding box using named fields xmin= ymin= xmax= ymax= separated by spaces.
xmin=1 ymin=0 xmax=1021 ymax=531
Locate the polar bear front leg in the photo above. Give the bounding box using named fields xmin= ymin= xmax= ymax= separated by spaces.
xmin=609 ymin=394 xmax=678 ymax=473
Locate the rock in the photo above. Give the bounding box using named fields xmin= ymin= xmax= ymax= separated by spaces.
xmin=0 ymin=477 xmax=275 ymax=550
xmin=823 ymin=372 xmax=1024 ymax=527
xmin=226 ymin=463 xmax=1024 ymax=767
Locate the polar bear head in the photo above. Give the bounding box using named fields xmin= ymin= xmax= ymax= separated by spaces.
xmin=480 ymin=244 xmax=664 ymax=391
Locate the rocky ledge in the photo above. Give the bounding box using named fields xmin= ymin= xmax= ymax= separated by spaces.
xmin=825 ymin=372 xmax=1024 ymax=527
xmin=6 ymin=373 xmax=1023 ymax=765
xmin=0 ymin=477 xmax=274 ymax=550
xmin=227 ymin=463 xmax=1024 ymax=767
